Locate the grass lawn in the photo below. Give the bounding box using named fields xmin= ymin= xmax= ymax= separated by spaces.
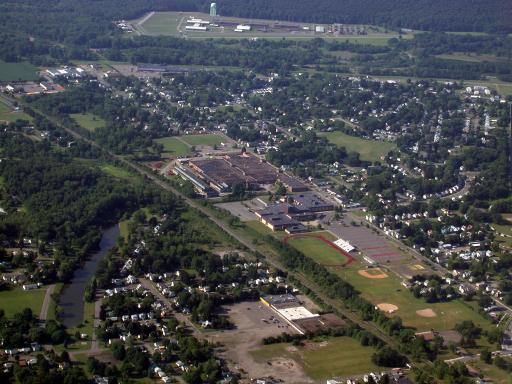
xmin=154 ymin=137 xmax=191 ymax=158
xmin=180 ymin=133 xmax=228 ymax=146
xmin=0 ymin=286 xmax=46 ymax=318
xmin=320 ymin=131 xmax=397 ymax=162
xmin=0 ymin=60 xmax=39 ymax=82
xmin=333 ymin=259 xmax=491 ymax=332
xmin=46 ymin=283 xmax=63 ymax=321
xmin=0 ymin=103 xmax=32 ymax=123
xmin=99 ymin=164 xmax=135 ymax=180
xmin=70 ymin=113 xmax=106 ymax=132
xmin=287 ymin=233 xmax=351 ymax=266
xmin=468 ymin=359 xmax=512 ymax=384
xmin=491 ymin=223 xmax=512 ymax=248
xmin=251 ymin=336 xmax=380 ymax=379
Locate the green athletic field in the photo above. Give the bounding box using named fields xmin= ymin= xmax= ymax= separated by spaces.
xmin=320 ymin=131 xmax=397 ymax=162
xmin=0 ymin=60 xmax=39 ymax=82
xmin=154 ymin=136 xmax=191 ymax=158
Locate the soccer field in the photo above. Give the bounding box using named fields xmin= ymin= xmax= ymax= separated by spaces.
xmin=286 ymin=233 xmax=354 ymax=266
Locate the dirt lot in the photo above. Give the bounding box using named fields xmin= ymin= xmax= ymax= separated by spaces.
xmin=206 ymin=301 xmax=310 ymax=383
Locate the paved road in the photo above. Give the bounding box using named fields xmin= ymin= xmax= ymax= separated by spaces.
xmin=20 ymin=103 xmax=401 ymax=349
xmin=139 ymin=278 xmax=202 ymax=338
xmin=39 ymin=284 xmax=56 ymax=321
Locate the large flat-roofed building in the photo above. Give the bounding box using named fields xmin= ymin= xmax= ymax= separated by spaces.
xmin=174 ymin=152 xmax=308 ymax=197
xmin=289 ymin=192 xmax=334 ymax=212
xmin=256 ymin=192 xmax=333 ymax=232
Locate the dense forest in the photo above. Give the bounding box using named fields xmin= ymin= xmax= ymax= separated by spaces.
xmin=201 ymin=0 xmax=512 ymax=33
xmin=0 ymin=0 xmax=510 ymax=61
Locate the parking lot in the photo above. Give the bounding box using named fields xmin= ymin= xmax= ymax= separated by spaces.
xmin=328 ymin=217 xmax=407 ymax=263
xmin=206 ymin=301 xmax=299 ymax=381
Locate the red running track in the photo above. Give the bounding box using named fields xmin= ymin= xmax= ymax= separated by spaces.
xmin=283 ymin=233 xmax=355 ymax=267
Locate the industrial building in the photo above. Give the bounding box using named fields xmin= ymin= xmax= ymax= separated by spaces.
xmin=260 ymin=294 xmax=345 ymax=334
xmin=174 ymin=152 xmax=307 ymax=197
xmin=234 ymin=24 xmax=252 ymax=32
xmin=255 ymin=192 xmax=333 ymax=233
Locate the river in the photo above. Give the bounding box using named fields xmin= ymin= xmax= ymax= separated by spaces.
xmin=58 ymin=224 xmax=120 ymax=328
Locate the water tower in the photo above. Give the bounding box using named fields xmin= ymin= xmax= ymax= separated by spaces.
xmin=210 ymin=2 xmax=217 ymax=17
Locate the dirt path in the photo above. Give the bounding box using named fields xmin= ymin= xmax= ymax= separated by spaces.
xmin=39 ymin=284 xmax=56 ymax=321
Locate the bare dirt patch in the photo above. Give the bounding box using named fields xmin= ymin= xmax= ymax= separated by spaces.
xmin=376 ymin=303 xmax=399 ymax=313
xmin=358 ymin=268 xmax=388 ymax=279
xmin=416 ymin=308 xmax=437 ymax=318
xmin=205 ymin=301 xmax=311 ymax=383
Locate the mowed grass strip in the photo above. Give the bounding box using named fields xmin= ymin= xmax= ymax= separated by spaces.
xmin=180 ymin=133 xmax=227 ymax=146
xmin=251 ymin=337 xmax=380 ymax=379
xmin=70 ymin=113 xmax=106 ymax=132
xmin=320 ymin=131 xmax=396 ymax=162
xmin=0 ymin=60 xmax=39 ymax=82
xmin=0 ymin=286 xmax=46 ymax=318
xmin=154 ymin=137 xmax=191 ymax=158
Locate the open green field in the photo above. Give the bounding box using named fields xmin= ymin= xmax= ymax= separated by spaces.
xmin=136 ymin=11 xmax=405 ymax=44
xmin=336 ymin=260 xmax=490 ymax=331
xmin=251 ymin=336 xmax=380 ymax=379
xmin=0 ymin=60 xmax=39 ymax=82
xmin=0 ymin=103 xmax=32 ymax=123
xmin=468 ymin=359 xmax=512 ymax=384
xmin=180 ymin=133 xmax=228 ymax=146
xmin=70 ymin=113 xmax=106 ymax=132
xmin=320 ymin=131 xmax=396 ymax=162
xmin=99 ymin=164 xmax=135 ymax=181
xmin=0 ymin=286 xmax=46 ymax=318
xmin=155 ymin=136 xmax=191 ymax=158
xmin=287 ymin=230 xmax=491 ymax=332
xmin=287 ymin=233 xmax=352 ymax=266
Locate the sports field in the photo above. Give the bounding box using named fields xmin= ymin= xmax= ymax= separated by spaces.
xmin=0 ymin=286 xmax=46 ymax=318
xmin=154 ymin=136 xmax=191 ymax=158
xmin=334 ymin=260 xmax=491 ymax=332
xmin=286 ymin=233 xmax=354 ymax=266
xmin=180 ymin=133 xmax=228 ymax=146
xmin=0 ymin=60 xmax=39 ymax=82
xmin=251 ymin=336 xmax=379 ymax=379
xmin=286 ymin=230 xmax=492 ymax=331
xmin=320 ymin=131 xmax=397 ymax=162
xmin=70 ymin=113 xmax=106 ymax=132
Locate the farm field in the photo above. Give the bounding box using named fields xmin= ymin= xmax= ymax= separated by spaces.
xmin=135 ymin=11 xmax=405 ymax=44
xmin=319 ymin=131 xmax=396 ymax=162
xmin=0 ymin=103 xmax=32 ymax=123
xmin=70 ymin=113 xmax=106 ymax=132
xmin=251 ymin=336 xmax=380 ymax=380
xmin=154 ymin=136 xmax=191 ymax=158
xmin=180 ymin=133 xmax=228 ymax=146
xmin=0 ymin=286 xmax=46 ymax=318
xmin=0 ymin=60 xmax=39 ymax=82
